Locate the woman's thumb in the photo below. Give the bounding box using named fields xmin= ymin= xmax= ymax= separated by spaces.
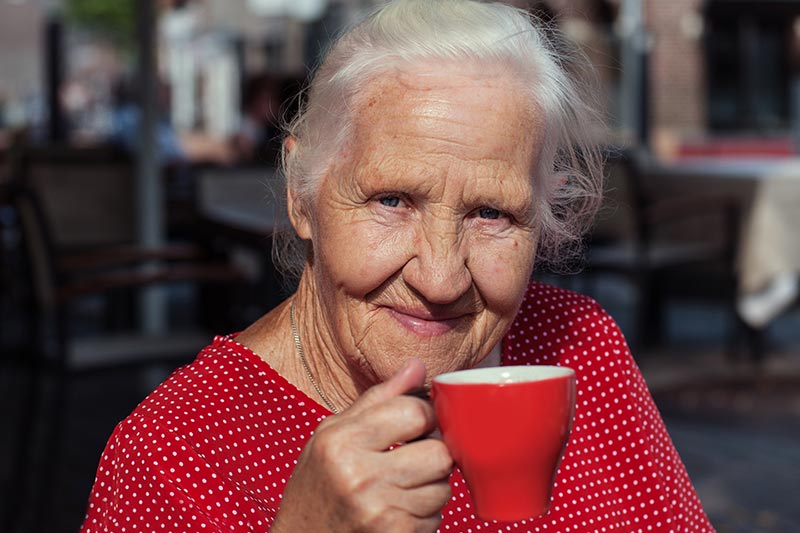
xmin=351 ymin=358 xmax=427 ymax=412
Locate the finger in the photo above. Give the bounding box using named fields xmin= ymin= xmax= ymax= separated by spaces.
xmin=391 ymin=479 xmax=453 ymax=519
xmin=385 ymin=439 xmax=453 ymax=489
xmin=363 ymin=507 xmax=443 ymax=533
xmin=413 ymin=514 xmax=444 ymax=533
xmin=349 ymin=358 xmax=427 ymax=415
xmin=348 ymin=395 xmax=437 ymax=450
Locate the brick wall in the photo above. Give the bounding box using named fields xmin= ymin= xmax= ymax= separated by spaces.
xmin=646 ymin=0 xmax=706 ymax=138
xmin=546 ymin=0 xmax=709 ymax=144
xmin=0 ymin=3 xmax=43 ymax=105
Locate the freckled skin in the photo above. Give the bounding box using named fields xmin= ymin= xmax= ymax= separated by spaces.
xmin=286 ymin=64 xmax=546 ymax=406
xmin=233 ymin=62 xmax=549 ymax=531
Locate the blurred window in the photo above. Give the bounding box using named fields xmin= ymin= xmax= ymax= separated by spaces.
xmin=706 ymin=2 xmax=792 ymax=132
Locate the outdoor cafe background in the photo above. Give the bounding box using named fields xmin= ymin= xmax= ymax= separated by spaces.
xmin=1 ymin=1 xmax=799 ymax=532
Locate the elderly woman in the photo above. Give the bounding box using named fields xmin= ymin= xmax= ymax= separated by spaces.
xmin=82 ymin=1 xmax=713 ymax=532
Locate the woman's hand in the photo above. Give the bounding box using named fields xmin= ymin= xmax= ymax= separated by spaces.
xmin=272 ymin=359 xmax=453 ymax=532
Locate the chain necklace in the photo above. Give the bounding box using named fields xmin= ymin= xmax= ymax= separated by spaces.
xmin=290 ymin=299 xmax=340 ymax=414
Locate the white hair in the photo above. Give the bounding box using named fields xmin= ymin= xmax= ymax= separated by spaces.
xmin=275 ymin=0 xmax=605 ymax=281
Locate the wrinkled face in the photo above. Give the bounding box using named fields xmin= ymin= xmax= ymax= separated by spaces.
xmin=294 ymin=65 xmax=543 ymax=385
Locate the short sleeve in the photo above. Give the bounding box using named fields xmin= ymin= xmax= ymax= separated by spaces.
xmin=558 ymin=301 xmax=714 ymax=532
xmin=503 ymin=282 xmax=716 ymax=532
xmin=80 ymin=414 xmax=275 ymax=533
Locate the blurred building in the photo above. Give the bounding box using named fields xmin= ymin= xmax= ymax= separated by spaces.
xmin=0 ymin=1 xmax=46 ymax=132
xmin=644 ymin=0 xmax=800 ymax=154
xmin=542 ymin=0 xmax=800 ymax=154
xmin=5 ymin=0 xmax=800 ymax=154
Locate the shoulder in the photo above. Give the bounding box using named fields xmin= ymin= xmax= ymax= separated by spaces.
xmin=504 ymin=281 xmax=629 ymax=366
xmin=509 ymin=284 xmax=717 ymax=531
xmin=131 ymin=334 xmax=307 ymax=430
xmin=505 ymin=282 xmax=653 ymax=454
xmin=133 ymin=335 xmax=253 ymax=416
xmin=83 ymin=401 xmax=278 ymax=532
xmin=83 ymin=335 xmax=320 ymax=531
xmin=517 ymin=280 xmax=616 ymax=325
xmin=124 ymin=334 xmax=325 ymax=458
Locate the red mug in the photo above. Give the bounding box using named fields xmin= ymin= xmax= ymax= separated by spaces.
xmin=431 ymin=365 xmax=576 ymax=522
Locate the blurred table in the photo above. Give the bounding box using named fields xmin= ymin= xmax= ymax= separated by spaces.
xmin=197 ymin=167 xmax=286 ymax=236
xmin=196 ymin=166 xmax=290 ymax=312
xmin=643 ymin=156 xmax=800 ymax=328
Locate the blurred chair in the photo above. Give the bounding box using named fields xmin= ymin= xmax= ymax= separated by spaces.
xmin=196 ymin=166 xmax=291 ymax=316
xmin=18 ymin=144 xmax=140 ymax=253
xmin=0 ymin=129 xmax=28 ymax=352
xmin=582 ymin=149 xmax=746 ymax=353
xmin=2 ymin=145 xmax=245 ymax=533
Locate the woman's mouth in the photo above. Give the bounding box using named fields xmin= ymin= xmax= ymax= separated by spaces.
xmin=385 ymin=307 xmax=466 ymax=336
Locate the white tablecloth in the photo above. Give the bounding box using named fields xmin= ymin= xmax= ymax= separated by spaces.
xmin=644 ymin=157 xmax=800 ymax=328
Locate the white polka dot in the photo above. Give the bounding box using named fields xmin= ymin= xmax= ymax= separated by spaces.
xmin=79 ymin=283 xmax=713 ymax=533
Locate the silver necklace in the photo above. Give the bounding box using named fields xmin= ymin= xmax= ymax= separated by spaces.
xmin=290 ymin=299 xmax=340 ymax=414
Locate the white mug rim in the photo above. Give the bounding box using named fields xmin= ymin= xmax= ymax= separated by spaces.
xmin=433 ymin=365 xmax=574 ymax=385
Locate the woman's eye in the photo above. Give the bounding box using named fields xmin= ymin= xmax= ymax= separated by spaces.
xmin=478 ymin=207 xmax=503 ymax=220
xmin=379 ymin=195 xmax=402 ymax=208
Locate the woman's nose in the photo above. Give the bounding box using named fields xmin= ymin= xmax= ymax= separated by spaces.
xmin=402 ymin=225 xmax=472 ymax=304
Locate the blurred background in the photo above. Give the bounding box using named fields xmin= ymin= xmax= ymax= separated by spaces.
xmin=1 ymin=0 xmax=798 ymax=532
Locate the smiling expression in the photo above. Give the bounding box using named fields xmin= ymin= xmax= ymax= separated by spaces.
xmin=292 ymin=64 xmax=545 ymax=388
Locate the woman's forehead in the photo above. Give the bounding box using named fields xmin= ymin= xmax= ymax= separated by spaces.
xmin=345 ymin=67 xmax=543 ymax=177
xmin=355 ymin=64 xmax=536 ymax=120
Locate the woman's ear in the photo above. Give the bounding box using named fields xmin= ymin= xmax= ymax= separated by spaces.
xmin=283 ymin=136 xmax=297 ymax=158
xmin=284 ymin=137 xmax=313 ymax=240
xmin=287 ymin=187 xmax=312 ymax=240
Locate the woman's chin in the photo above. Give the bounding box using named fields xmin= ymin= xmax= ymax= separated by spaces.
xmin=353 ymin=308 xmax=490 ymax=379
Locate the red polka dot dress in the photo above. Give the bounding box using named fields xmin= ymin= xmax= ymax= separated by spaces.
xmin=81 ymin=282 xmax=715 ymax=532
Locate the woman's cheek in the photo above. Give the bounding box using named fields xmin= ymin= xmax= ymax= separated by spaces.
xmin=327 ymin=221 xmax=413 ymax=294
xmin=470 ymin=237 xmax=534 ymax=311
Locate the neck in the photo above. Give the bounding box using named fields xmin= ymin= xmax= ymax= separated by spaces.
xmin=290 ymin=299 xmax=341 ymax=413
xmin=289 ymin=272 xmax=364 ymax=413
xmin=235 ymin=276 xmax=360 ymax=413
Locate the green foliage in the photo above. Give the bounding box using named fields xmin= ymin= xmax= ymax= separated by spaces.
xmin=65 ymin=0 xmax=136 ymax=45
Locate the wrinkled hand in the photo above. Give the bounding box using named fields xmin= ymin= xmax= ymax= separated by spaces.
xmin=272 ymin=359 xmax=453 ymax=533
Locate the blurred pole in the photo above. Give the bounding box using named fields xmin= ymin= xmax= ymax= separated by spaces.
xmin=619 ymin=0 xmax=647 ymax=147
xmin=44 ymin=12 xmax=65 ymax=143
xmin=638 ymin=45 xmax=650 ymax=148
xmin=163 ymin=4 xmax=199 ymax=130
xmin=792 ymin=76 xmax=800 ymax=153
xmin=234 ymin=35 xmax=246 ymax=109
xmin=136 ymin=0 xmax=167 ymax=334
